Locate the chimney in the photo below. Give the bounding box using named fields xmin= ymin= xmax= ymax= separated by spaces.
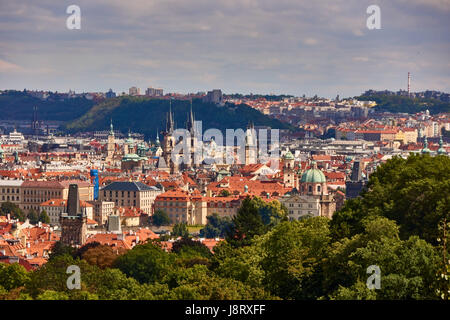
xmin=7 ymin=213 xmax=10 ymax=222
xmin=136 ymin=235 xmax=139 ymax=243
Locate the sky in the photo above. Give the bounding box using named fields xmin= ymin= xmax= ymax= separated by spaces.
xmin=0 ymin=0 xmax=449 ymax=98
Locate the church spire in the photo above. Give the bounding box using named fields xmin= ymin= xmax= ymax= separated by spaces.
xmin=187 ymin=98 xmax=195 ymax=134
xmin=166 ymin=99 xmax=174 ymax=133
xmin=109 ymin=118 xmax=114 ymax=136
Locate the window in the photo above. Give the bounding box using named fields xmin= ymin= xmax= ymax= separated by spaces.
xmin=308 ymin=186 xmax=312 ymax=193
xmin=317 ymin=185 xmax=321 ymax=192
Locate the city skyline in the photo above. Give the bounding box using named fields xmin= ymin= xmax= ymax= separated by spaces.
xmin=0 ymin=0 xmax=449 ymax=98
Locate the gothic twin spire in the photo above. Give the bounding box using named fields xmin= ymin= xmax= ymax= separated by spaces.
xmin=165 ymin=98 xmax=195 ymax=134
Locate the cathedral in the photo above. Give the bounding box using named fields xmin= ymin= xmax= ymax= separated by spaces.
xmin=160 ymin=99 xmax=199 ymax=174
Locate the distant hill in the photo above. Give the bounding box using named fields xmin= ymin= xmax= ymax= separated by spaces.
xmin=64 ymin=96 xmax=292 ymax=139
xmin=357 ymin=94 xmax=450 ymax=114
xmin=0 ymin=90 xmax=95 ymax=121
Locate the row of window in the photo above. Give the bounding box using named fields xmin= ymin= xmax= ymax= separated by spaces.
xmin=23 ymin=189 xmax=62 ymax=196
xmin=288 ymin=210 xmax=314 ymax=215
xmin=103 ymin=191 xmax=137 ymax=198
xmin=1 ymin=188 xmax=20 ymax=193
xmin=288 ymin=203 xmax=315 ymax=208
xmin=1 ymin=196 xmax=19 ymax=201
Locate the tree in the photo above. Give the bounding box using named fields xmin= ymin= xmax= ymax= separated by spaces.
xmin=152 ymin=210 xmax=171 ymax=227
xmin=39 ymin=210 xmax=50 ymax=224
xmin=212 ymin=240 xmax=265 ymax=288
xmin=48 ymin=241 xmax=76 ymax=261
xmin=81 ymin=245 xmax=126 ymax=269
xmin=36 ymin=290 xmax=69 ymax=300
xmin=165 ymin=264 xmax=275 ymax=300
xmin=260 ymin=217 xmax=331 ymax=299
xmin=113 ymin=242 xmax=174 ymax=284
xmin=226 ymin=197 xmax=267 ymax=247
xmin=330 ymin=154 xmax=450 ymax=244
xmin=324 ymin=217 xmax=441 ymax=300
xmin=172 ymin=238 xmax=212 ymax=259
xmin=254 ymin=198 xmax=289 ymax=227
xmin=199 ymin=214 xmax=233 ymax=238
xmin=172 ymin=222 xmax=189 ymax=238
xmin=27 ymin=209 xmax=39 ymax=225
xmin=0 ymin=263 xmax=30 ymax=291
xmin=0 ymin=202 xmax=25 ymax=221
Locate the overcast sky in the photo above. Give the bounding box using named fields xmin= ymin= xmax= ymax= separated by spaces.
xmin=0 ymin=0 xmax=449 ymax=98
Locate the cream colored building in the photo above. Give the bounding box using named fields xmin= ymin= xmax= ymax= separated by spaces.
xmin=0 ymin=180 xmax=23 ymax=205
xmin=153 ymin=190 xmax=208 ymax=225
xmin=99 ymin=181 xmax=162 ymax=214
xmin=281 ymin=194 xmax=321 ymax=220
xmin=20 ymin=180 xmax=93 ymax=212
xmin=87 ymin=200 xmax=115 ymax=226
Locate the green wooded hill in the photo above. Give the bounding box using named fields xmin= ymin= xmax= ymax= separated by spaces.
xmin=0 ymin=90 xmax=95 ymax=121
xmin=64 ymin=97 xmax=292 ymax=139
xmin=357 ymin=94 xmax=450 ymax=114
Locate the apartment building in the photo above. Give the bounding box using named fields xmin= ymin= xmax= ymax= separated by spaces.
xmin=0 ymin=180 xmax=23 ymax=205
xmin=20 ymin=180 xmax=93 ymax=211
xmin=87 ymin=200 xmax=115 ymax=226
xmin=99 ymin=181 xmax=161 ymax=214
xmin=154 ymin=190 xmax=242 ymax=225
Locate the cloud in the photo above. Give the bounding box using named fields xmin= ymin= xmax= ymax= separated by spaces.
xmin=0 ymin=0 xmax=449 ymax=97
xmin=302 ymin=38 xmax=319 ymax=46
xmin=0 ymin=59 xmax=23 ymax=72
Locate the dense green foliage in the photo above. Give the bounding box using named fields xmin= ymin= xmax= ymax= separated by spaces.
xmin=0 ymin=90 xmax=95 ymax=121
xmin=0 ymin=202 xmax=25 ymax=221
xmin=0 ymin=155 xmax=448 ymax=300
xmin=172 ymin=222 xmax=189 ymax=238
xmin=152 ymin=210 xmax=171 ymax=227
xmin=331 ymin=154 xmax=450 ymax=244
xmin=199 ymin=214 xmax=233 ymax=238
xmin=357 ymin=94 xmax=450 ymax=114
xmin=64 ymin=97 xmax=291 ymax=139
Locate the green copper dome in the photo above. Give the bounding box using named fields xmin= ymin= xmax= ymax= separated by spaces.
xmin=421 ymin=137 xmax=431 ymax=154
xmin=300 ymin=162 xmax=326 ymax=183
xmin=438 ymin=136 xmax=446 ymax=155
xmin=283 ymin=150 xmax=294 ymax=160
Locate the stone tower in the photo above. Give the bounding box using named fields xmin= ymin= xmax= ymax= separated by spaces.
xmin=60 ymin=184 xmax=87 ymax=247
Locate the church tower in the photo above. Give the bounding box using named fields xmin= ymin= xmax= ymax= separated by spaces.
xmin=186 ymin=99 xmax=198 ymax=168
xmin=162 ymin=99 xmax=177 ymax=173
xmin=283 ymin=149 xmax=297 ymax=188
xmin=107 ymin=119 xmax=115 ymax=161
xmin=244 ymin=121 xmax=257 ymax=165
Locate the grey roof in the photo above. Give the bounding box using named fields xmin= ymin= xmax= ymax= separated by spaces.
xmin=101 ymin=181 xmax=160 ymax=192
